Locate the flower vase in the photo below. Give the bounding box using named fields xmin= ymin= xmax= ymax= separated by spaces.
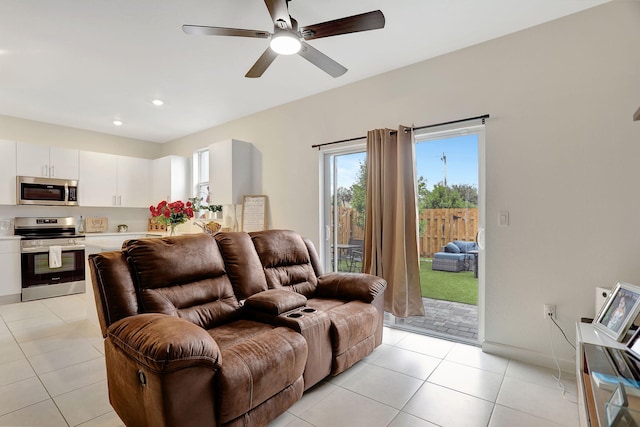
xmin=169 ymin=224 xmax=177 ymax=236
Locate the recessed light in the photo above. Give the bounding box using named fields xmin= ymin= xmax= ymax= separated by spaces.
xmin=152 ymin=99 xmax=164 ymax=106
xmin=113 ymin=120 xmax=123 ymax=126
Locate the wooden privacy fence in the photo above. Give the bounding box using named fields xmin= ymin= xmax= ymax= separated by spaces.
xmin=333 ymin=207 xmax=478 ymax=257
xmin=420 ymin=208 xmax=478 ymax=257
xmin=332 ymin=207 xmax=365 ymax=244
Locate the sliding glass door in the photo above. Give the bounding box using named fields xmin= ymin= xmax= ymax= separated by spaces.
xmin=321 ymin=145 xmax=366 ymax=273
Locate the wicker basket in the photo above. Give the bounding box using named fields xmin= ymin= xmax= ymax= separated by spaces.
xmin=147 ymin=219 xmax=167 ymax=233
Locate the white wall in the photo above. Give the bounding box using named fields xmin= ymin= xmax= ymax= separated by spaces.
xmin=162 ymin=1 xmax=640 ymax=368
xmin=0 ymin=115 xmax=160 ymax=158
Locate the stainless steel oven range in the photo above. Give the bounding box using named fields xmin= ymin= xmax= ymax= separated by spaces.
xmin=14 ymin=217 xmax=85 ymax=302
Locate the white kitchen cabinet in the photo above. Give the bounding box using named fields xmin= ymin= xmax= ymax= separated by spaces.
xmin=209 ymin=139 xmax=254 ymax=205
xmin=117 ymin=156 xmax=152 ymax=208
xmin=79 ymin=151 xmax=118 ymax=207
xmin=152 ymin=155 xmax=189 ymax=203
xmin=17 ymin=142 xmax=79 ymax=179
xmin=79 ymin=151 xmax=151 ymax=208
xmin=0 ymin=140 xmax=17 ymax=205
xmin=0 ymin=239 xmax=21 ymax=302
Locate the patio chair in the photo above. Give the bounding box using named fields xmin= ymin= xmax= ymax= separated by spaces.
xmin=348 ymin=238 xmax=364 ymax=272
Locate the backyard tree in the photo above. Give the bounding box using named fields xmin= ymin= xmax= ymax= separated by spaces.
xmin=425 ymin=184 xmax=467 ymax=208
xmin=451 ymin=184 xmax=478 ymax=206
xmin=336 ymin=187 xmax=353 ymax=206
xmin=350 ymin=161 xmax=367 ymax=228
xmin=417 ymin=176 xmax=429 ymax=209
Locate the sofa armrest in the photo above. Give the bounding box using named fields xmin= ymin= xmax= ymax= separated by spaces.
xmin=107 ymin=313 xmax=221 ymax=373
xmin=244 ymin=289 xmax=308 ymax=315
xmin=316 ymin=272 xmax=386 ymax=303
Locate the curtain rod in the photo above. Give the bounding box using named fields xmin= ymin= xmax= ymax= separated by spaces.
xmin=311 ymin=114 xmax=490 ymax=149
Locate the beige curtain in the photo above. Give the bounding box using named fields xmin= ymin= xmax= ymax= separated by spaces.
xmin=363 ymin=126 xmax=423 ymax=317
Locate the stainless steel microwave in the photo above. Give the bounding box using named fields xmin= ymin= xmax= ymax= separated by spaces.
xmin=17 ymin=176 xmax=79 ymax=206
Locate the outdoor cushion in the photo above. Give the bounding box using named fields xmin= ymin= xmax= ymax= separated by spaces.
xmin=454 ymin=240 xmax=477 ymax=253
xmin=445 ymin=242 xmax=460 ymax=253
xmin=433 ymin=252 xmax=466 ymax=261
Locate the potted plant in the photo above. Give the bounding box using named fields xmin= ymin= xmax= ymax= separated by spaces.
xmin=208 ymin=204 xmax=223 ymax=220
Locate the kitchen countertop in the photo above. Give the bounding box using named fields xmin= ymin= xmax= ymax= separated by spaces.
xmin=82 ymin=232 xmax=152 ymax=238
xmin=0 ymin=235 xmax=22 ymax=240
xmin=84 ymin=232 xmax=205 ymax=251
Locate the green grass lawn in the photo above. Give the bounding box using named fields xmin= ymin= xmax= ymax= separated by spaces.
xmin=338 ymin=257 xmax=478 ymax=306
xmin=420 ymin=259 xmax=478 ymax=305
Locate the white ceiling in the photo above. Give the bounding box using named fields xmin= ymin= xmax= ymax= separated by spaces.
xmin=0 ymin=0 xmax=610 ymax=143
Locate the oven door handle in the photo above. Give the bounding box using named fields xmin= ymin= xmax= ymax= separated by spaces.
xmin=21 ymin=245 xmax=86 ymax=254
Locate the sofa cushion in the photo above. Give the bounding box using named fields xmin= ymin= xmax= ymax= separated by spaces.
xmin=445 ymin=242 xmax=460 ymax=253
xmin=250 ymin=230 xmax=318 ymax=297
xmin=210 ymin=321 xmax=307 ymax=424
xmin=324 ymin=301 xmax=378 ymax=355
xmin=123 ymin=234 xmax=240 ymax=329
xmin=307 ymin=298 xmax=378 ymax=374
xmin=215 ymin=232 xmax=268 ymax=299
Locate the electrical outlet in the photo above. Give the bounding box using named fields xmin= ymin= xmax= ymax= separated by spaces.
xmin=544 ymin=304 xmax=556 ymax=320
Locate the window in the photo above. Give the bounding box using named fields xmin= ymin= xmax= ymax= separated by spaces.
xmin=193 ymin=149 xmax=209 ymax=201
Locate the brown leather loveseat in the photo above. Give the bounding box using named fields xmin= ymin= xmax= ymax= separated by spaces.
xmin=89 ymin=229 xmax=386 ymax=427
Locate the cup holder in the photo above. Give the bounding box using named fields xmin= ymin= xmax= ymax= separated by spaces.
xmin=301 ymin=308 xmax=316 ymax=313
xmin=287 ymin=312 xmax=304 ymax=318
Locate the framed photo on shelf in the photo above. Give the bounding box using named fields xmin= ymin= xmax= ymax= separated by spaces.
xmin=594 ymin=281 xmax=640 ymax=341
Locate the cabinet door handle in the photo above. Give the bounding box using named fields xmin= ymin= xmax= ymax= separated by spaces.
xmin=118 ymin=195 xmax=122 ymax=206
xmin=50 ymin=165 xmax=54 ymax=177
xmin=112 ymin=196 xmax=116 ymax=206
xmin=43 ymin=165 xmax=48 ymax=177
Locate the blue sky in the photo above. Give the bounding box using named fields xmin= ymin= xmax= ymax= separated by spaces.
xmin=335 ymin=134 xmax=478 ymax=190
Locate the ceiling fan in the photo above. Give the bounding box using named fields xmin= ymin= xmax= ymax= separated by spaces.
xmin=182 ymin=0 xmax=385 ymax=78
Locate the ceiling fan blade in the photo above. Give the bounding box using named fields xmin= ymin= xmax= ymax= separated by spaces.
xmin=297 ymin=41 xmax=347 ymax=78
xmin=264 ymin=0 xmax=292 ymax=30
xmin=182 ymin=24 xmax=270 ymax=38
xmin=299 ymin=10 xmax=385 ymax=40
xmin=245 ymin=48 xmax=279 ymax=78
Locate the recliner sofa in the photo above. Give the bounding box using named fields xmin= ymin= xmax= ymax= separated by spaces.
xmin=88 ymin=229 xmax=386 ymax=427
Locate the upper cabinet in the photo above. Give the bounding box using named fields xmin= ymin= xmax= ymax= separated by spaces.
xmin=209 ymin=139 xmax=254 ymax=206
xmin=16 ymin=142 xmax=79 ymax=180
xmin=79 ymin=151 xmax=151 ymax=208
xmin=117 ymin=156 xmax=152 ymax=208
xmin=152 ymin=155 xmax=189 ymax=203
xmin=79 ymin=151 xmax=117 ymax=207
xmin=0 ymin=140 xmax=17 ymax=205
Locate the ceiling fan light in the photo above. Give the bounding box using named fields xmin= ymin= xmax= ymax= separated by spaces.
xmin=270 ymin=32 xmax=301 ymax=55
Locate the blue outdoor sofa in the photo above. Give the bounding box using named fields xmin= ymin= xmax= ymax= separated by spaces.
xmin=432 ymin=240 xmax=478 ymax=273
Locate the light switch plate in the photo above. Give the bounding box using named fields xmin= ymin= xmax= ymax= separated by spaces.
xmin=499 ymin=211 xmax=509 ymax=226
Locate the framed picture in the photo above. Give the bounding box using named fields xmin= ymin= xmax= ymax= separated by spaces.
xmin=241 ymin=195 xmax=267 ymax=233
xmin=594 ymin=282 xmax=640 ymax=341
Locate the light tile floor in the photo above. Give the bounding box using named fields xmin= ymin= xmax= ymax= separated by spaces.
xmin=0 ymin=294 xmax=580 ymax=427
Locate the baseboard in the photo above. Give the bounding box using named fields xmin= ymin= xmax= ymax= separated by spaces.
xmin=482 ymin=340 xmax=575 ymax=373
xmin=0 ymin=293 xmax=21 ymax=306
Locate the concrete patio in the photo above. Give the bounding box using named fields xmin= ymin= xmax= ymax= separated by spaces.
xmin=395 ymin=297 xmax=479 ymax=344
